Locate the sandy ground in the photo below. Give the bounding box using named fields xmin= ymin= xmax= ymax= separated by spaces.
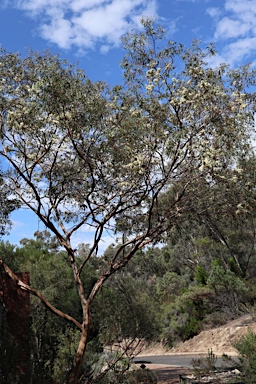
xmin=138 ymin=314 xmax=256 ymax=383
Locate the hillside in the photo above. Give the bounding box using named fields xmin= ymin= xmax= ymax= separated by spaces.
xmin=136 ymin=315 xmax=256 ymax=384
xmin=171 ymin=314 xmax=256 ymax=356
xmin=141 ymin=314 xmax=256 ymax=357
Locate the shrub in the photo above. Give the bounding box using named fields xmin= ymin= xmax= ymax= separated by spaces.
xmin=93 ymin=367 xmax=157 ymax=384
xmin=234 ymin=329 xmax=256 ymax=384
xmin=191 ymin=349 xmax=217 ymax=376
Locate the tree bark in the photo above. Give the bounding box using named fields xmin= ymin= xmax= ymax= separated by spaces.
xmin=67 ymin=304 xmax=90 ymax=384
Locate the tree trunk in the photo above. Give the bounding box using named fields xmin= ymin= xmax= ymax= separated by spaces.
xmin=67 ymin=306 xmax=90 ymax=384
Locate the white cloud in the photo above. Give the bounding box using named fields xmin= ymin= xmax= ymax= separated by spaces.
xmin=13 ymin=0 xmax=158 ymax=51
xmin=208 ymin=0 xmax=256 ymax=64
xmin=214 ymin=17 xmax=251 ymax=40
xmin=225 ymin=0 xmax=256 ymax=14
xmin=206 ymin=7 xmax=222 ymax=19
xmin=40 ymin=17 xmax=75 ymax=49
xmin=222 ymin=36 xmax=256 ymax=63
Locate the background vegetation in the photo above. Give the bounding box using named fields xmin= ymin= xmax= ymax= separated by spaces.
xmin=2 ymin=213 xmax=256 ymax=383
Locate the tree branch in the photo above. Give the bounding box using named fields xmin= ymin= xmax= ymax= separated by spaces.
xmin=0 ymin=258 xmax=82 ymax=330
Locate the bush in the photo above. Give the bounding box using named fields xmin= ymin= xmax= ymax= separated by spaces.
xmin=203 ymin=311 xmax=233 ymax=329
xmin=125 ymin=368 xmax=158 ymax=384
xmin=234 ymin=329 xmax=256 ymax=384
xmin=93 ymin=366 xmax=157 ymax=384
xmin=191 ymin=349 xmax=217 ymax=376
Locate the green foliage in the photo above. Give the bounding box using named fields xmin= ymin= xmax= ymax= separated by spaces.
xmin=182 ymin=315 xmax=202 ymax=341
xmin=53 ymin=329 xmax=101 ymax=383
xmin=0 ymin=241 xmax=17 ymax=270
xmin=156 ymin=271 xmax=187 ymax=301
xmin=234 ymin=330 xmax=256 ymax=384
xmin=0 ymin=177 xmax=19 ymax=237
xmin=161 ymin=286 xmax=214 ymax=345
xmin=178 ymin=286 xmax=214 ymax=339
xmin=195 ymin=264 xmax=208 ymax=285
xmin=0 ymin=308 xmax=23 ymax=383
xmin=97 ymin=274 xmax=159 ymax=344
xmin=207 ymin=264 xmax=248 ymax=315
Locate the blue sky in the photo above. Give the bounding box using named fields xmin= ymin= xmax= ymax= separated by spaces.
xmin=1 ymin=0 xmax=256 ymax=251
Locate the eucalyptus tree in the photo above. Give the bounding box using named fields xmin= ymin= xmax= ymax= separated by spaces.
xmin=0 ymin=19 xmax=255 ymax=383
xmin=165 ymin=157 xmax=256 ymax=278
